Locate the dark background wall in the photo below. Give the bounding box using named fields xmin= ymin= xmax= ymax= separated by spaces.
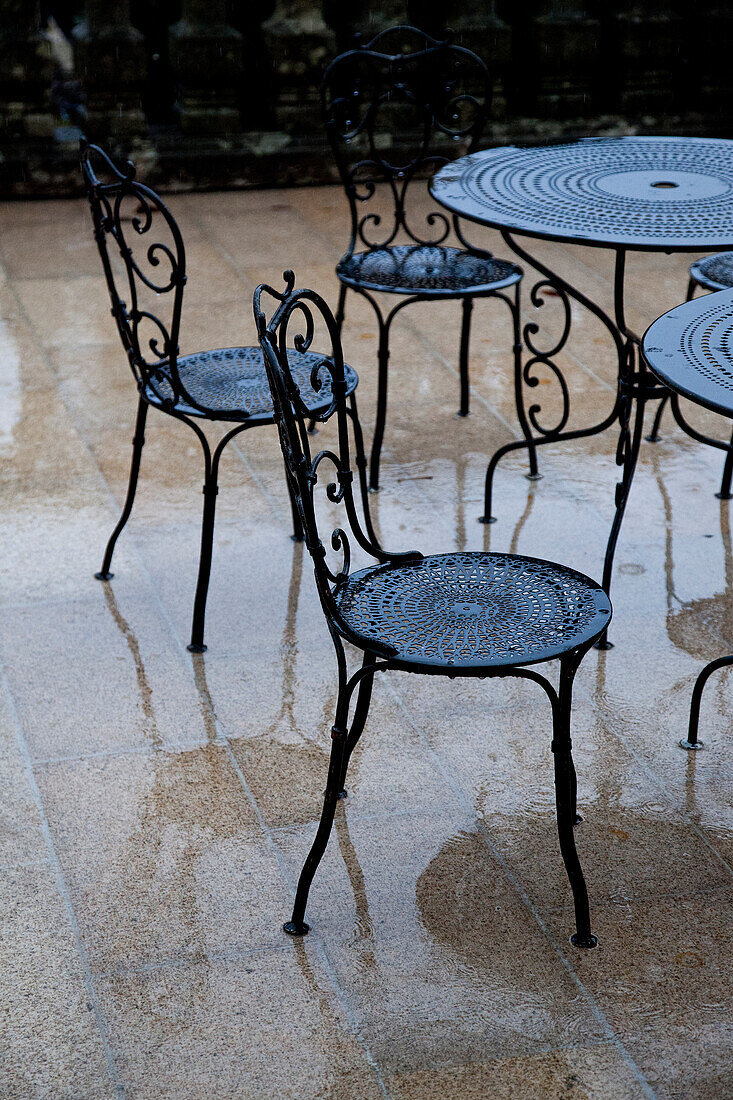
xmin=3 ymin=1 xmax=732 ymax=196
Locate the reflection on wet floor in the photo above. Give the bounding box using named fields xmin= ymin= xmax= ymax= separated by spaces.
xmin=0 ymin=188 xmax=731 ymax=1099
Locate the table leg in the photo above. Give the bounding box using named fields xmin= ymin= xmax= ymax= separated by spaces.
xmin=595 ymin=340 xmax=650 ymax=648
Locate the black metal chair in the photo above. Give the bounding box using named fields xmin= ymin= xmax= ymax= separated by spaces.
xmin=321 ymin=26 xmax=530 ymax=491
xmin=254 ymin=270 xmax=613 ymax=949
xmin=81 ymin=144 xmax=373 ymax=652
xmin=646 ymin=251 xmax=733 ymax=498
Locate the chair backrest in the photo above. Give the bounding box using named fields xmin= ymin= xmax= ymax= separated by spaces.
xmin=253 ymin=271 xmax=421 ymax=648
xmin=321 ymin=25 xmax=491 ymax=257
xmin=80 ymin=143 xmax=194 ymax=411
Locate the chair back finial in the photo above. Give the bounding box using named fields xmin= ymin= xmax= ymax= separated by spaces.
xmin=80 ymin=142 xmax=189 ymax=410
xmin=321 ymin=25 xmax=491 ymax=256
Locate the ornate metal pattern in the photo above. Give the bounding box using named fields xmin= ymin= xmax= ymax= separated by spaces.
xmin=337 ymin=244 xmax=520 ymax=296
xmin=322 ymin=27 xmax=525 ymax=489
xmin=431 ymin=137 xmax=733 ymax=250
xmin=643 ymin=289 xmax=733 ymax=418
xmin=690 ymin=252 xmax=733 ymax=294
xmin=336 ymin=552 xmax=610 ymax=669
xmin=322 ymin=26 xmax=491 ymax=256
xmin=145 ymin=345 xmax=358 ymax=421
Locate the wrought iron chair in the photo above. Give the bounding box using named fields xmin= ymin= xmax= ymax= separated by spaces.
xmin=646 ymin=251 xmax=733 ymax=498
xmin=321 ymin=25 xmax=530 ymax=491
xmin=81 ymin=144 xmax=372 ymax=652
xmin=254 ymin=271 xmax=613 ymax=949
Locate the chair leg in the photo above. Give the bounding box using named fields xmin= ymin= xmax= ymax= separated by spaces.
xmin=553 ymin=655 xmax=596 ymax=948
xmin=369 ymin=322 xmax=391 ymax=491
xmin=686 ymin=276 xmax=697 ymax=302
xmin=335 ymin=281 xmax=348 ymax=334
xmin=284 ymin=717 xmax=350 ymax=936
xmin=569 ymin=755 xmax=582 ymax=825
xmin=187 ymin=468 xmax=219 ymax=653
xmin=458 ymin=297 xmax=473 ymax=417
xmin=95 ymin=397 xmax=148 ymax=581
xmin=285 ymin=656 xmax=376 ymax=935
xmin=337 ymin=659 xmax=376 ymax=797
xmin=682 ymin=653 xmax=733 ymax=749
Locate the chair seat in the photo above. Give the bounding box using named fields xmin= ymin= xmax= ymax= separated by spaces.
xmin=336 ymin=551 xmax=611 ymax=671
xmin=144 ymin=346 xmax=358 ymax=422
xmin=336 ymin=244 xmax=522 ymax=296
xmin=690 ymin=252 xmax=733 ymax=293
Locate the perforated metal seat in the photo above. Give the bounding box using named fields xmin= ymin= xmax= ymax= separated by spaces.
xmin=337 ymin=245 xmax=521 ymax=297
xmin=144 ymin=346 xmax=358 ymax=421
xmin=336 ymin=552 xmax=611 ymax=672
xmin=689 ymin=252 xmax=733 ymax=294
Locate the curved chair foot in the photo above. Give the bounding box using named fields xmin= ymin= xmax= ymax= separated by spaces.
xmin=95 ymin=571 xmax=114 ymax=581
xmin=525 ymin=472 xmax=543 ymax=482
xmin=679 ymin=738 xmax=704 ymax=751
xmin=570 ymin=932 xmax=598 ymax=949
xmin=290 ymin=532 xmax=306 ymax=543
xmin=574 ymin=814 xmax=583 ymax=826
xmin=594 ymin=638 xmax=614 ymax=651
xmin=457 ymin=410 xmax=469 ymax=418
xmin=337 ymin=789 xmax=348 ymax=799
xmin=187 ymin=642 xmax=207 ymax=654
xmin=478 ymin=514 xmax=497 ymax=525
xmin=715 ymin=491 xmax=733 ymax=501
xmin=283 ymin=920 xmax=310 ymax=936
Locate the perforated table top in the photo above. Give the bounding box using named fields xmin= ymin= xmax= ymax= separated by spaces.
xmin=643 ymin=289 xmax=733 ymax=419
xmin=430 ymin=137 xmax=733 ymax=252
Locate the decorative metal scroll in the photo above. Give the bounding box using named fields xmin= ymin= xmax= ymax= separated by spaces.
xmin=80 ymin=143 xmax=204 ymax=414
xmin=521 ymin=280 xmax=573 ymax=437
xmin=321 ymin=26 xmax=491 ymax=257
xmin=253 ymin=272 xmax=421 ymax=648
xmin=501 ymin=231 xmax=625 ymax=444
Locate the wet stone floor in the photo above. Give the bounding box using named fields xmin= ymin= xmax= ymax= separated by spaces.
xmin=0 ymin=185 xmax=731 ymax=1100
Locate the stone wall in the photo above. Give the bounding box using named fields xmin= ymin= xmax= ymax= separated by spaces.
xmin=2 ymin=0 xmax=732 ymax=196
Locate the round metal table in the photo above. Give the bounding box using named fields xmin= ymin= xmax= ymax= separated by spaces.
xmin=644 ymin=287 xmax=733 ymax=747
xmin=431 ymin=136 xmax=733 ymax=638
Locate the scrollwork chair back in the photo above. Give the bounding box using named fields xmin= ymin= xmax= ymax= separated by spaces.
xmin=254 ymin=272 xmax=419 ymax=641
xmin=322 ymin=25 xmax=491 ymax=256
xmin=81 ymin=142 xmax=206 ymax=415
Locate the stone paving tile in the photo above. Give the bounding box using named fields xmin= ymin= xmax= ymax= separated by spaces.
xmin=0 ymin=686 xmax=46 ymax=869
xmin=95 ymin=944 xmax=385 ymax=1100
xmin=386 ymin=1042 xmax=644 ymax=1100
xmin=0 ymin=862 xmax=116 ymax=1099
xmin=546 ymin=889 xmax=733 ymax=1100
xmin=36 ymin=746 xmax=292 ymax=972
xmin=273 ymin=810 xmax=609 ymax=1077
